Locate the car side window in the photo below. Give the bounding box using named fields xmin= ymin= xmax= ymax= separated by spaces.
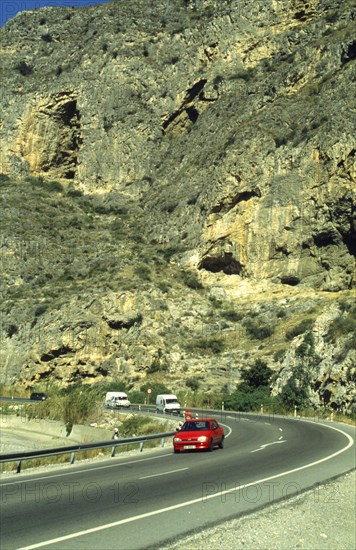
xmin=212 ymin=421 xmax=218 ymax=430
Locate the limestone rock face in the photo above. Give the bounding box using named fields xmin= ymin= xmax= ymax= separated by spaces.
xmin=0 ymin=0 xmax=355 ymax=411
xmin=1 ymin=0 xmax=354 ymax=290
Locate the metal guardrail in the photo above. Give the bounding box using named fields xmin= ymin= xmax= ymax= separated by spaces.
xmin=0 ymin=431 xmax=176 ymax=474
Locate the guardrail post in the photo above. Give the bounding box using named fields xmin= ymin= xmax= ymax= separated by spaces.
xmin=160 ymin=438 xmax=164 ymax=447
xmin=111 ymin=445 xmax=116 ymax=457
xmin=16 ymin=460 xmax=21 ymax=474
xmin=139 ymin=442 xmax=144 ymax=452
xmin=70 ymin=452 xmax=75 ymax=464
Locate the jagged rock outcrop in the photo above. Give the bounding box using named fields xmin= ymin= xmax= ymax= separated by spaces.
xmin=0 ymin=0 xmax=355 ymax=411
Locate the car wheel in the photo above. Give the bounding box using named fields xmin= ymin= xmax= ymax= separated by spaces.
xmin=208 ymin=439 xmax=214 ymax=452
xmin=218 ymin=436 xmax=224 ymax=449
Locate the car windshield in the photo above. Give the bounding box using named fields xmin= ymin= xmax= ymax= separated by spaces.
xmin=166 ymin=399 xmax=178 ymax=404
xmin=182 ymin=421 xmax=209 ymax=431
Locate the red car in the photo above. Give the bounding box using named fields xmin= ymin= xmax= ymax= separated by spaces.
xmin=173 ymin=418 xmax=225 ymax=453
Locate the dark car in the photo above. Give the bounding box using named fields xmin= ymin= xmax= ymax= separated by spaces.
xmin=173 ymin=418 xmax=225 ymax=452
xmin=30 ymin=392 xmax=48 ymax=401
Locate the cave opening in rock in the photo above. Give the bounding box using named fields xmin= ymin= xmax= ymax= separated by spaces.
xmin=199 ymin=253 xmax=243 ymax=275
xmin=280 ymin=275 xmax=300 ymax=286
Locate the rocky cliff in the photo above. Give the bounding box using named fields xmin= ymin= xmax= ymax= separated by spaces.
xmin=0 ymin=0 xmax=355 ymax=412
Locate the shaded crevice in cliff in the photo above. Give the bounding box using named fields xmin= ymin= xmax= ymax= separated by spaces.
xmin=341 ymin=40 xmax=356 ymax=64
xmin=105 ymin=313 xmax=143 ymax=330
xmin=40 ymin=345 xmax=72 ymax=362
xmin=342 ymin=225 xmax=356 ymax=258
xmin=210 ymin=188 xmax=261 ymax=214
xmin=162 ymin=79 xmax=214 ymax=133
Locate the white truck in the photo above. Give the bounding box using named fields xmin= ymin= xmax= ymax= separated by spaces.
xmin=156 ymin=394 xmax=181 ymax=414
xmin=105 ymin=391 xmax=131 ymax=409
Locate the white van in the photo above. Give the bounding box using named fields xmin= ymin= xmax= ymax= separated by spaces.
xmin=105 ymin=391 xmax=131 ymax=409
xmin=156 ymin=394 xmax=180 ymax=414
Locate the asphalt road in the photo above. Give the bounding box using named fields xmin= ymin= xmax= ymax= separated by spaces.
xmin=0 ymin=412 xmax=355 ymax=550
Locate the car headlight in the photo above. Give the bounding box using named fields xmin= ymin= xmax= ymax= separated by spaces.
xmin=197 ymin=436 xmax=208 ymax=442
xmin=174 ymin=437 xmax=182 ymax=442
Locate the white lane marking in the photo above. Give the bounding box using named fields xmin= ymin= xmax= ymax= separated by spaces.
xmin=220 ymin=424 xmax=232 ymax=438
xmin=17 ymin=424 xmax=354 ymax=550
xmin=139 ymin=467 xmax=188 ymax=480
xmin=2 ymin=425 xmax=232 ymax=487
xmin=279 ymin=428 xmax=283 ymax=432
xmin=279 ymin=436 xmax=283 ymax=441
xmin=250 ymin=440 xmax=286 ymax=453
xmin=0 ymin=453 xmax=172 ymax=486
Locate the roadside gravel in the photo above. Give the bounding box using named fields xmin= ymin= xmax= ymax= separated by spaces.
xmin=162 ymin=469 xmax=356 ymax=550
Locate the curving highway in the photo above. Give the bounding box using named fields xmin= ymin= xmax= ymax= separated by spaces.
xmin=1 ymin=412 xmax=355 ymax=550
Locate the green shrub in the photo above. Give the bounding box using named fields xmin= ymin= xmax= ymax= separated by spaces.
xmin=186 ymin=378 xmax=199 ymax=391
xmin=244 ymin=319 xmax=273 ymax=340
xmin=96 ymin=381 xmax=128 ymax=396
xmin=41 ymin=33 xmax=52 ymax=43
xmin=34 ymin=305 xmax=48 ymax=317
xmin=162 ymin=201 xmax=178 ymax=213
xmin=6 ymin=324 xmax=18 ymax=338
xmin=185 ymin=337 xmax=224 ymax=354
xmin=17 ymin=61 xmax=33 ymax=76
xmin=139 ymin=383 xmax=171 ymax=402
xmin=157 ymin=281 xmax=170 ymax=293
xmin=221 ymin=310 xmax=243 ymax=322
xmin=327 ymin=309 xmax=356 ymax=341
xmin=180 ymin=270 xmax=203 ymax=290
xmin=276 ymin=309 xmax=287 ymax=318
xmin=128 ymin=390 xmax=147 ymax=404
xmin=162 ymin=246 xmax=183 ymax=261
xmin=279 ymin=378 xmax=310 ymax=408
xmin=67 ymin=188 xmax=83 ymax=198
xmin=24 ymin=176 xmax=63 ymax=193
xmin=0 ymin=173 xmax=11 ymax=185
xmin=111 ymin=219 xmax=125 ymax=236
xmin=274 ymin=348 xmax=286 ymax=362
xmin=241 ymin=359 xmax=273 ymax=388
xmin=208 ymin=296 xmax=223 ymax=308
xmin=135 ymin=265 xmax=151 ymax=281
xmin=285 ymin=318 xmax=314 ymax=340
xmin=224 ymin=387 xmax=274 ymax=412
xmin=295 ymin=331 xmax=315 ymax=357
xmin=147 ymin=358 xmax=169 ymax=373
xmin=119 ymin=415 xmax=151 ymax=437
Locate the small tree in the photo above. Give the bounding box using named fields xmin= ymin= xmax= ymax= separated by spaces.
xmin=280 ymin=378 xmax=309 ymax=409
xmin=241 ymin=359 xmax=273 ymax=389
xmin=186 ymin=378 xmax=199 ymax=391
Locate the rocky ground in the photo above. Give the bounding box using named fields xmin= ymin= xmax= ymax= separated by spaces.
xmin=1 ymin=425 xmax=354 ymax=549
